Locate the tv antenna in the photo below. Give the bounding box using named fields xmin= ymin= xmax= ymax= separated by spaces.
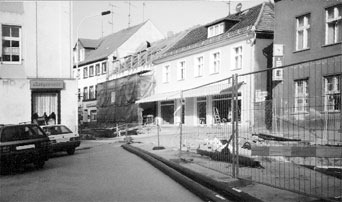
xmin=124 ymin=1 xmax=137 ymax=28
xmin=108 ymin=3 xmax=117 ymax=33
xmin=226 ymin=1 xmax=231 ymax=15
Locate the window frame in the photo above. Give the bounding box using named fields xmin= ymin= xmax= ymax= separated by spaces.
xmin=325 ymin=4 xmax=342 ymax=45
xmin=102 ymin=62 xmax=107 ymax=74
xmin=95 ymin=63 xmax=101 ymax=76
xmin=294 ymin=79 xmax=309 ymax=113
xmin=194 ymin=55 xmax=204 ymax=78
xmin=83 ymin=87 xmax=88 ymax=100
xmin=323 ymin=75 xmax=341 ymax=112
xmin=210 ymin=50 xmax=221 ymax=74
xmin=83 ymin=66 xmax=88 ymax=78
xmin=1 ymin=24 xmax=22 ymax=64
xmin=89 ymin=65 xmax=94 ymax=77
xmin=295 ymin=14 xmax=311 ymax=51
xmin=232 ymin=46 xmax=243 ymax=70
xmin=177 ymin=60 xmax=186 ymax=81
xmin=162 ymin=64 xmax=170 ymax=83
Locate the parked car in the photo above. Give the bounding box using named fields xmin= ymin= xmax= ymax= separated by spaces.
xmin=41 ymin=125 xmax=80 ymax=155
xmin=0 ymin=124 xmax=50 ymax=172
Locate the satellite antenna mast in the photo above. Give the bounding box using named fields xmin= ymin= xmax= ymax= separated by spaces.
xmin=109 ymin=3 xmax=117 ymax=33
xmin=226 ymin=1 xmax=231 ymax=15
xmin=124 ymin=1 xmax=136 ymax=28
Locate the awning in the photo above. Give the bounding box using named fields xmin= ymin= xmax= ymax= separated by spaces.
xmin=182 ymin=81 xmax=244 ymax=98
xmin=136 ymin=91 xmax=181 ymax=103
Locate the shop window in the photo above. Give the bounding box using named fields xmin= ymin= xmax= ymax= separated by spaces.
xmin=324 ymin=75 xmax=341 ymax=111
xmin=296 ymin=14 xmax=310 ymax=50
xmin=325 ymin=5 xmax=342 ymax=45
xmin=161 ymin=101 xmax=174 ymax=124
xmin=294 ymin=79 xmax=308 ymax=112
xmin=32 ymin=92 xmax=59 ymax=124
xmin=1 ymin=25 xmax=21 ymax=63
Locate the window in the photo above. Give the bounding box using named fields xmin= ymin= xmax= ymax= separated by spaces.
xmin=177 ymin=61 xmax=186 ymax=80
xmin=233 ymin=46 xmax=243 ymax=70
xmin=325 ymin=5 xmax=342 ymax=45
xmin=294 ymin=79 xmax=308 ymax=112
xmin=89 ymin=65 xmax=94 ymax=77
xmin=296 ymin=14 xmax=310 ymax=50
xmin=95 ymin=64 xmax=101 ymax=75
xmin=194 ymin=56 xmax=203 ymax=77
xmin=77 ymin=69 xmax=81 ymax=79
xmin=111 ymin=92 xmax=116 ymax=103
xmin=208 ymin=22 xmax=224 ymax=38
xmin=1 ymin=25 xmax=21 ymax=63
xmin=102 ymin=62 xmax=107 ymax=74
xmin=83 ymin=87 xmax=88 ymax=100
xmin=83 ymin=67 xmax=88 ymax=78
xmin=95 ymin=85 xmax=97 ymax=99
xmin=89 ymin=86 xmax=95 ymax=100
xmin=79 ymin=49 xmax=85 ymax=62
xmin=324 ymin=75 xmax=341 ymax=111
xmin=163 ymin=65 xmax=170 ymax=83
xmin=210 ymin=51 xmax=220 ymax=74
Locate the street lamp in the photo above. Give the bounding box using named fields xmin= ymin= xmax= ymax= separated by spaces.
xmin=75 ymin=10 xmax=111 ymax=71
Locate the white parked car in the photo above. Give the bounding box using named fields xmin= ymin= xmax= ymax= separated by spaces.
xmin=41 ymin=125 xmax=80 ymax=155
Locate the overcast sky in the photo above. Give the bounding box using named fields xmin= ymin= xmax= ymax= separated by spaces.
xmin=73 ymin=0 xmax=267 ymax=43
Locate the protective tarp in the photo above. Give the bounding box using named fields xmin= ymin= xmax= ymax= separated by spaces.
xmin=96 ymin=74 xmax=154 ymax=123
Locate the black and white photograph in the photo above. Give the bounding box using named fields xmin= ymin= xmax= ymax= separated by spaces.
xmin=0 ymin=0 xmax=341 ymax=201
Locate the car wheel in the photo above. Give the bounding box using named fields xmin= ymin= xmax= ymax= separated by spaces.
xmin=67 ymin=148 xmax=75 ymax=155
xmin=34 ymin=159 xmax=45 ymax=169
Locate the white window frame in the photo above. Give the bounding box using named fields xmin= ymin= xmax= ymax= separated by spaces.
xmin=1 ymin=24 xmax=22 ymax=64
xmin=296 ymin=14 xmax=310 ymax=50
xmin=89 ymin=65 xmax=94 ymax=77
xmin=177 ymin=60 xmax=186 ymax=81
xmin=325 ymin=5 xmax=342 ymax=45
xmin=83 ymin=66 xmax=88 ymax=78
xmin=102 ymin=62 xmax=107 ymax=74
xmin=194 ymin=55 xmax=204 ymax=77
xmin=324 ymin=75 xmax=341 ymax=112
xmin=210 ymin=50 xmax=221 ymax=74
xmin=294 ymin=79 xmax=309 ymax=113
xmin=207 ymin=22 xmax=224 ymax=38
xmin=232 ymin=46 xmax=243 ymax=70
xmin=162 ymin=64 xmax=170 ymax=83
xmin=95 ymin=63 xmax=101 ymax=76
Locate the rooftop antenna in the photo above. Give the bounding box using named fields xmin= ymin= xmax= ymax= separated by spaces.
xmin=142 ymin=2 xmax=145 ymax=22
xmin=109 ymin=3 xmax=117 ymax=33
xmin=236 ymin=3 xmax=242 ymax=13
xmin=226 ymin=1 xmax=231 ymax=15
xmin=124 ymin=1 xmax=137 ymax=28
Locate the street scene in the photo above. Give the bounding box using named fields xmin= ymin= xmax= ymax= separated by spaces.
xmin=0 ymin=0 xmax=341 ymax=201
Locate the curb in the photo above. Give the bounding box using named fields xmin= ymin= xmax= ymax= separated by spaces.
xmin=122 ymin=144 xmax=231 ymax=202
xmin=122 ymin=144 xmax=262 ymax=202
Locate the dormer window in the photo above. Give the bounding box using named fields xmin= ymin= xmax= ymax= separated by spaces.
xmin=208 ymin=22 xmax=224 ymax=38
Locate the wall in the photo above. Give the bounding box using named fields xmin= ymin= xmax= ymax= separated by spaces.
xmin=274 ymin=0 xmax=341 ymax=65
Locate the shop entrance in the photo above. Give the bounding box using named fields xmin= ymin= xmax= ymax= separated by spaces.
xmin=32 ymin=91 xmax=60 ymax=125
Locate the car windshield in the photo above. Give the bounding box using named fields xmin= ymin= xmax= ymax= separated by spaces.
xmin=43 ymin=125 xmax=72 ymax=136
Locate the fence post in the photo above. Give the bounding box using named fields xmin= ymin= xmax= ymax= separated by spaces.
xmin=179 ymin=90 xmax=183 ymax=152
xmin=231 ymin=76 xmax=236 ymax=178
xmin=116 ymin=123 xmax=120 ymax=137
xmin=234 ymin=74 xmax=239 ymax=177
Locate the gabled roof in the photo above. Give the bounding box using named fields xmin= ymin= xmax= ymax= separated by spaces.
xmin=158 ymin=2 xmax=274 ymax=59
xmin=77 ymin=21 xmax=147 ymax=66
xmin=78 ymin=38 xmax=101 ymax=49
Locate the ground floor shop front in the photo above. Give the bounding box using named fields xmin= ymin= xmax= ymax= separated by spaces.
xmin=0 ymin=78 xmax=78 ymax=133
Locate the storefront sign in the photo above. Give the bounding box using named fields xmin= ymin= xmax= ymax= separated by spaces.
xmin=30 ymin=80 xmax=64 ymax=89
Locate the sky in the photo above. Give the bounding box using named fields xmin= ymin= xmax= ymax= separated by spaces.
xmin=73 ymin=0 xmax=268 ymax=43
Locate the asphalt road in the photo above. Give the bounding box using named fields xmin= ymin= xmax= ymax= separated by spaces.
xmin=0 ymin=141 xmax=202 ymax=202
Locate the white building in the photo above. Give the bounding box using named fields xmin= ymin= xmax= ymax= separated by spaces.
xmin=138 ymin=2 xmax=274 ymax=127
xmin=0 ymin=2 xmax=77 ymax=132
xmin=74 ymin=20 xmax=164 ymax=123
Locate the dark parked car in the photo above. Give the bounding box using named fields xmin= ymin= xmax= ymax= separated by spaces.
xmin=0 ymin=124 xmax=50 ymax=172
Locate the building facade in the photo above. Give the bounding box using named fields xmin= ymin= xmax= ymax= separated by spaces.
xmin=0 ymin=2 xmax=77 ymax=132
xmin=138 ymin=2 xmax=274 ymax=127
xmin=273 ymin=0 xmax=341 ymax=137
xmin=74 ymin=20 xmax=164 ymax=123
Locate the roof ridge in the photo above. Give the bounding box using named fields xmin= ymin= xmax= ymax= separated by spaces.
xmin=253 ymin=2 xmax=266 ymax=29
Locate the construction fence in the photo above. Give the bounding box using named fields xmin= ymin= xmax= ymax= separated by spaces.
xmin=151 ymin=55 xmax=341 ymax=200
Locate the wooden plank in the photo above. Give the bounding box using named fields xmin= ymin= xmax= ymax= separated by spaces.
xmin=251 ymin=146 xmax=342 ymax=157
xmin=316 ymin=147 xmax=342 ymax=158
